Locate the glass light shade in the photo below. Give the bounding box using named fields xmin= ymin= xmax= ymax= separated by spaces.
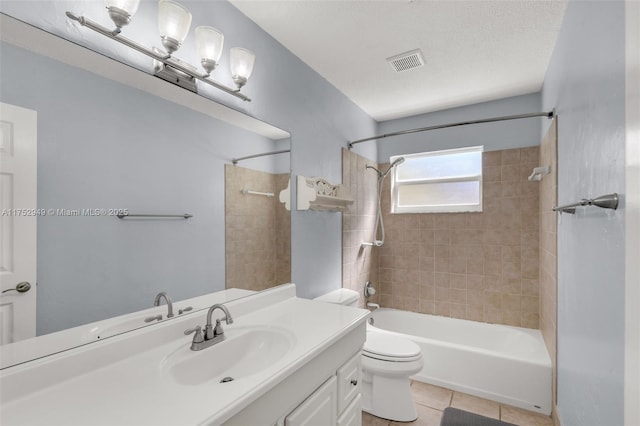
xmin=105 ymin=0 xmax=140 ymax=16
xmin=195 ymin=26 xmax=224 ymax=74
xmin=105 ymin=0 xmax=140 ymax=30
xmin=158 ymin=0 xmax=192 ymax=53
xmin=229 ymin=47 xmax=255 ymax=89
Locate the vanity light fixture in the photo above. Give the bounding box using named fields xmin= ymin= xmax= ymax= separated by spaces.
xmin=230 ymin=47 xmax=255 ymax=89
xmin=195 ymin=26 xmax=224 ymax=74
xmin=157 ymin=0 xmax=192 ymax=54
xmin=66 ymin=0 xmax=255 ymax=101
xmin=105 ymin=0 xmax=140 ymax=34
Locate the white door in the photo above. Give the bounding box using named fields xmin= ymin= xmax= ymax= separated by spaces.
xmin=0 ymin=102 xmax=37 ymax=344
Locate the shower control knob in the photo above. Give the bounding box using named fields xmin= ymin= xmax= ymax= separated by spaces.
xmin=351 ymin=379 xmax=358 ymax=386
xmin=364 ymin=281 xmax=376 ymax=298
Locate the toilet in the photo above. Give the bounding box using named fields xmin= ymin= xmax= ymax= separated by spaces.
xmin=313 ymin=289 xmax=423 ymax=422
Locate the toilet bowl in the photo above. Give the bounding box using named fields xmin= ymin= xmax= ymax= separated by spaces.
xmin=313 ymin=289 xmax=423 ymax=422
xmin=360 ymin=329 xmax=423 ymax=421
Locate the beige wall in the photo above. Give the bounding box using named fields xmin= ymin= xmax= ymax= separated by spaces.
xmin=539 ymin=119 xmax=558 ymax=409
xmin=225 ymin=165 xmax=291 ymax=291
xmin=343 ymin=147 xmax=542 ymax=328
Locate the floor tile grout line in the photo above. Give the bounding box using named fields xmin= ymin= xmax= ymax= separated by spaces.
xmin=414 ymin=400 xmax=445 ymax=412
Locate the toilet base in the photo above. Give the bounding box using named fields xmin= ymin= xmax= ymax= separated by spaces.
xmin=361 ymin=366 xmax=420 ymax=422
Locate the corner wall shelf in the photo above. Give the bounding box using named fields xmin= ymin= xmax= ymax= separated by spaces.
xmin=296 ymin=175 xmax=354 ymax=212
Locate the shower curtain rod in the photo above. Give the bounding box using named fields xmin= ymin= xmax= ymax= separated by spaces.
xmin=232 ymin=149 xmax=290 ymax=165
xmin=348 ymin=111 xmax=555 ymax=149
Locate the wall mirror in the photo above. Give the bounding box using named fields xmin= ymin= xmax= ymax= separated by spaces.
xmin=0 ymin=13 xmax=291 ymax=366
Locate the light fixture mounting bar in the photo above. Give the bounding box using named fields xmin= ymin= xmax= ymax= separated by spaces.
xmin=65 ymin=12 xmax=251 ymax=102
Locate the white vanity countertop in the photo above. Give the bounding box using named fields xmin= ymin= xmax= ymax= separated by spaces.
xmin=0 ymin=285 xmax=369 ymax=425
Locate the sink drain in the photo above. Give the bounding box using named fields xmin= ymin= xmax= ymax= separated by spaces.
xmin=220 ymin=376 xmax=234 ymax=383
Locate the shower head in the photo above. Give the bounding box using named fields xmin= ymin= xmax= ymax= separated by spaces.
xmin=366 ymin=157 xmax=405 ymax=179
xmin=381 ymin=156 xmax=405 ymax=178
xmin=390 ymin=157 xmax=405 ymax=167
xmin=364 ymin=156 xmax=406 ymax=248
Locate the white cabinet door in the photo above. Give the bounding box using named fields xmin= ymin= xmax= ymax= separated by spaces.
xmin=337 ymin=351 xmax=361 ymax=414
xmin=0 ymin=102 xmax=37 ymax=344
xmin=285 ymin=376 xmax=337 ymax=426
xmin=337 ymin=394 xmax=362 ymax=426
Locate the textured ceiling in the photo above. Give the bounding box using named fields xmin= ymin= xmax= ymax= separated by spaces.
xmin=229 ymin=0 xmax=567 ymax=121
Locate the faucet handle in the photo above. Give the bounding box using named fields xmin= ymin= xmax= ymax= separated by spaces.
xmin=184 ymin=326 xmax=204 ymax=343
xmin=178 ymin=306 xmax=193 ymax=315
xmin=213 ymin=319 xmax=225 ymax=337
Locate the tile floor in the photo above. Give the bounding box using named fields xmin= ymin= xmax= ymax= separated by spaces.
xmin=362 ymin=381 xmax=553 ymax=426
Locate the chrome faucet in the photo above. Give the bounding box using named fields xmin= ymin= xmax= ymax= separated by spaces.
xmin=204 ymin=304 xmax=234 ymax=339
xmin=184 ymin=303 xmax=234 ymax=351
xmin=153 ymin=292 xmax=174 ymax=318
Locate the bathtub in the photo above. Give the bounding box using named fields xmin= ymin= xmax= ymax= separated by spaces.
xmin=368 ymin=308 xmax=552 ymax=415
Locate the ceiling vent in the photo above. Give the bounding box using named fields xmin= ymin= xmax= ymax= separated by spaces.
xmin=386 ymin=49 xmax=425 ymax=73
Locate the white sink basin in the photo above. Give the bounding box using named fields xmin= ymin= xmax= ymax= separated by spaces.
xmin=162 ymin=326 xmax=295 ymax=386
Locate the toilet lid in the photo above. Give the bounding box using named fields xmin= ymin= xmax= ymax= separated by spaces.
xmin=363 ymin=330 xmax=421 ymax=360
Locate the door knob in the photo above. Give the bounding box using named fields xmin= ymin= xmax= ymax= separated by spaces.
xmin=2 ymin=281 xmax=31 ymax=294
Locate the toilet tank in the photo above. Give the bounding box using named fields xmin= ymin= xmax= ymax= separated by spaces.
xmin=313 ymin=289 xmax=360 ymax=307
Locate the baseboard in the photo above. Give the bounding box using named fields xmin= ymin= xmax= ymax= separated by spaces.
xmin=552 ymin=403 xmax=561 ymax=426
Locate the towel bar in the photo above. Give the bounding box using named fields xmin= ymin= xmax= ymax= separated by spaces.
xmin=117 ymin=213 xmax=193 ymax=219
xmin=553 ymin=193 xmax=618 ymax=214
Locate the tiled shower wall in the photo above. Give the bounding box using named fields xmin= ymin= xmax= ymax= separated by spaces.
xmin=274 ymin=174 xmax=292 ymax=285
xmin=539 ymin=119 xmax=558 ymax=405
xmin=225 ymin=165 xmax=291 ymax=291
xmin=342 ymin=149 xmax=380 ymax=308
xmin=343 ymin=147 xmax=541 ymax=328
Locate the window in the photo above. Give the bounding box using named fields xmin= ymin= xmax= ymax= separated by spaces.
xmin=390 ymin=146 xmax=483 ymax=213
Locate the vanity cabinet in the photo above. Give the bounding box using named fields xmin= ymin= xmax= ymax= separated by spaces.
xmin=224 ymin=325 xmax=365 ymax=426
xmin=337 ymin=394 xmax=362 ymax=426
xmin=278 ymin=352 xmax=362 ymax=426
xmin=337 ymin=352 xmax=361 ymax=414
xmin=0 ymin=286 xmax=369 ymax=426
xmin=284 ymin=376 xmax=337 ymax=426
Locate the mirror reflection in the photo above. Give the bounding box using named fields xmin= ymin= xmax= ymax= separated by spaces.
xmin=225 ymin=160 xmax=291 ymax=291
xmin=0 ymin=17 xmax=291 ymax=362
